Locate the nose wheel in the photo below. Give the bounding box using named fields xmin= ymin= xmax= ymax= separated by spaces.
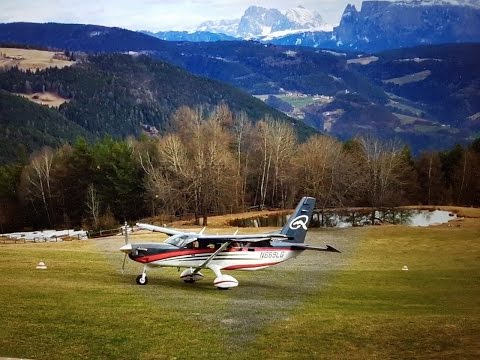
xmin=136 ymin=274 xmax=148 ymax=285
xmin=136 ymin=267 xmax=148 ymax=285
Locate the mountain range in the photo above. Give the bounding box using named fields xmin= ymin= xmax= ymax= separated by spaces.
xmin=198 ymin=5 xmax=328 ymax=39
xmin=146 ymin=1 xmax=480 ymax=52
xmin=145 ymin=5 xmax=330 ymax=42
xmin=276 ymin=0 xmax=480 ymax=52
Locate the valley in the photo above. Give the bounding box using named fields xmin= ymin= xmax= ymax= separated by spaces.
xmin=1 ymin=37 xmax=478 ymax=155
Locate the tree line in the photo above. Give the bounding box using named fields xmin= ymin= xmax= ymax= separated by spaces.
xmin=0 ymin=104 xmax=479 ymax=232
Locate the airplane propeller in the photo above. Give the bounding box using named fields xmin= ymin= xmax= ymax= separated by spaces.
xmin=122 ymin=221 xmax=129 ymax=273
xmin=122 ymin=253 xmax=127 ymax=273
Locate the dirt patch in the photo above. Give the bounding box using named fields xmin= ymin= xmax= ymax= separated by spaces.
xmin=15 ymin=92 xmax=69 ymax=108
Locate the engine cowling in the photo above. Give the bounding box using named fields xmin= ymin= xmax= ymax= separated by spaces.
xmin=213 ymin=274 xmax=238 ymax=289
xmin=180 ymin=268 xmax=204 ymax=282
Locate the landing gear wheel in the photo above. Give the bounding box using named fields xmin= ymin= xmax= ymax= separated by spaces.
xmin=136 ymin=274 xmax=148 ymax=285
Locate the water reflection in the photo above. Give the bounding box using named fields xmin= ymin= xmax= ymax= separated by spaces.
xmin=407 ymin=210 xmax=457 ymax=227
xmin=229 ymin=209 xmax=457 ymax=228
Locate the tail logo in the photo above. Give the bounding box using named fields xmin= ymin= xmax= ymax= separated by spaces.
xmin=289 ymin=215 xmax=309 ymax=230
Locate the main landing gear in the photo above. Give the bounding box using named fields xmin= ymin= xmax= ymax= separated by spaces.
xmin=180 ymin=268 xmax=204 ymax=283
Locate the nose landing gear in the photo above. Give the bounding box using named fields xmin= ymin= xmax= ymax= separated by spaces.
xmin=136 ymin=266 xmax=148 ymax=285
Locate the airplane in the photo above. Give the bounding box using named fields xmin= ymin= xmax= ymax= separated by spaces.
xmin=120 ymin=197 xmax=339 ymax=289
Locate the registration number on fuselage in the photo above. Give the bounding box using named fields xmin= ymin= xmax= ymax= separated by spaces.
xmin=259 ymin=251 xmax=285 ymax=259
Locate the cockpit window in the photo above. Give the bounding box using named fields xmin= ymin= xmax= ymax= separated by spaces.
xmin=165 ymin=234 xmax=191 ymax=248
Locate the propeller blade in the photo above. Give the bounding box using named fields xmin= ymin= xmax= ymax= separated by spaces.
xmin=122 ymin=253 xmax=127 ymax=273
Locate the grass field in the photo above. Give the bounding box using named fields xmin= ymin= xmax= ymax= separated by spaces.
xmin=383 ymin=70 xmax=432 ymax=86
xmin=0 ymin=47 xmax=75 ymax=71
xmin=0 ymin=213 xmax=478 ymax=359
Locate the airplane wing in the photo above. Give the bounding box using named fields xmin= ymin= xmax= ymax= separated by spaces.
xmin=137 ymin=223 xmax=290 ymax=242
xmin=195 ymin=233 xmax=289 ymax=242
xmin=136 ymin=223 xmax=185 ymax=236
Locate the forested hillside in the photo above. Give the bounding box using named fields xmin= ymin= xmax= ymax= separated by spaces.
xmin=0 ymin=52 xmax=312 ymax=163
xmin=352 ymin=44 xmax=480 ymax=131
xmin=0 ymin=22 xmax=171 ymax=52
xmin=0 ymin=90 xmax=90 ymax=164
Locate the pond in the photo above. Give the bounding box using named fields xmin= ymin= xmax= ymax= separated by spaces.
xmin=229 ymin=209 xmax=457 ymax=228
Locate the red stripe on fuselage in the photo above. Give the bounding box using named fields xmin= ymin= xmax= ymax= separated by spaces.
xmin=135 ymin=248 xmax=212 ymax=263
xmin=134 ymin=247 xmax=295 ymax=264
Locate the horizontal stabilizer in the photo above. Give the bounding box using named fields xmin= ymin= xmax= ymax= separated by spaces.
xmin=293 ymin=244 xmax=340 ymax=253
xmin=275 ymin=241 xmax=340 ymax=253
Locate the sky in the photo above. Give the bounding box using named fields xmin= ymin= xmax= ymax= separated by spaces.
xmin=0 ymin=0 xmax=365 ymax=32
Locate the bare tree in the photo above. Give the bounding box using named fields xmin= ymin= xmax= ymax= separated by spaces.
xmin=296 ymin=135 xmax=362 ymax=209
xmin=137 ymin=134 xmax=190 ymax=218
xmin=356 ymin=135 xmax=407 ymax=222
xmin=232 ymin=111 xmax=252 ymax=209
xmin=20 ymin=147 xmax=55 ymax=225
xmin=138 ymin=105 xmax=238 ymax=224
xmin=453 ymin=149 xmax=480 ymax=205
xmin=269 ymin=120 xmax=297 ymax=207
xmin=253 ymin=119 xmax=297 ymax=209
xmin=416 ymin=151 xmax=444 ymax=205
xmin=86 ymin=184 xmax=100 ymax=228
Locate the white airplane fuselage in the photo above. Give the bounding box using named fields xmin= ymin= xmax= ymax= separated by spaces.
xmin=141 ymin=246 xmax=304 ymax=271
xmin=122 ymin=242 xmax=308 ymax=288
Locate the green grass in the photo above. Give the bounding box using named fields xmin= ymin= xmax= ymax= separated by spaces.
xmin=247 ymin=224 xmax=480 ymax=359
xmin=278 ymin=95 xmax=317 ymax=109
xmin=0 ymin=222 xmax=479 ymax=359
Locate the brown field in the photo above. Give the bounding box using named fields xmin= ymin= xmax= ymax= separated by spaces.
xmin=0 ymin=47 xmax=75 ymax=71
xmin=346 ymin=56 xmax=379 ymax=65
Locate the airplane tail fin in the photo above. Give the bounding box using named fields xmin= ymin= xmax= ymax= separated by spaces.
xmin=280 ymin=197 xmax=316 ymax=243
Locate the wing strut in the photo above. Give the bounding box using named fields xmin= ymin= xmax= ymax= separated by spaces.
xmin=192 ymin=241 xmax=231 ymax=275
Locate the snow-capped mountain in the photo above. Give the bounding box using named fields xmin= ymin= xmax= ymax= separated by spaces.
xmin=196 ymin=19 xmax=239 ymax=38
xmin=196 ymin=5 xmax=327 ymax=39
xmin=237 ymin=6 xmax=290 ymax=38
xmin=285 ymin=5 xmax=325 ymax=28
xmin=142 ymin=30 xmax=237 ymax=42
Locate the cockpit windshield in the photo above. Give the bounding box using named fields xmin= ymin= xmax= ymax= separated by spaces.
xmin=164 ymin=234 xmax=192 ymax=248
